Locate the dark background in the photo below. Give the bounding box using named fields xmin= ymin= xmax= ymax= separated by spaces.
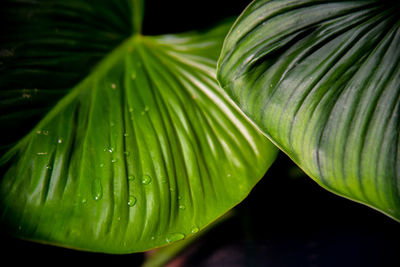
xmin=142 ymin=0 xmax=250 ymax=35
xmin=2 ymin=1 xmax=400 ymax=266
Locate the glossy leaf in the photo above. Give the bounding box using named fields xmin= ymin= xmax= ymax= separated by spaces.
xmin=0 ymin=12 xmax=278 ymax=253
xmin=218 ymin=0 xmax=400 ymax=220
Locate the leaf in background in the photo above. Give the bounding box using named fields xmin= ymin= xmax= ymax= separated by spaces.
xmin=0 ymin=0 xmax=278 ymax=253
xmin=0 ymin=0 xmax=140 ymax=153
xmin=218 ymin=0 xmax=400 ymax=220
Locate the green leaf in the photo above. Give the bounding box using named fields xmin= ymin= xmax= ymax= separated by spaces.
xmin=218 ymin=0 xmax=400 ymax=220
xmin=0 ymin=6 xmax=278 ymax=253
xmin=0 ymin=0 xmax=141 ymax=153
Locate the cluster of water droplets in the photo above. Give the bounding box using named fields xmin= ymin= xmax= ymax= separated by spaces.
xmin=35 ymin=129 xmax=64 ymax=173
xmin=94 ymin=143 xmax=157 ymax=208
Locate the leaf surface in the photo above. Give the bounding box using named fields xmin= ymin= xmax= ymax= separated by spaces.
xmin=0 ymin=10 xmax=277 ymax=252
xmin=218 ymin=0 xmax=400 ymax=220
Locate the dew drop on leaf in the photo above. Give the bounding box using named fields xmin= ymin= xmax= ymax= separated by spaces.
xmin=166 ymin=233 xmax=185 ymax=243
xmin=128 ymin=195 xmax=137 ymax=207
xmin=141 ymin=175 xmax=152 ymax=185
xmin=191 ymin=227 xmax=199 ymax=234
xmin=141 ymin=106 xmax=150 ymax=115
xmin=92 ymin=178 xmax=103 ymax=201
xmin=111 ymin=158 xmax=118 ymax=163
xmin=128 ymin=175 xmax=135 ymax=181
xmin=179 ymin=204 xmax=186 ymax=210
xmin=57 ymin=139 xmax=63 ymax=144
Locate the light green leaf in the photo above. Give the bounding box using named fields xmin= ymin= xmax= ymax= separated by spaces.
xmin=0 ymin=7 xmax=277 ymax=253
xmin=218 ymin=0 xmax=400 ymax=220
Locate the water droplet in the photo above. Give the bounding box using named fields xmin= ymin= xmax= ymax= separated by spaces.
xmin=151 ymin=236 xmax=155 ymax=241
xmin=169 ymin=187 xmax=175 ymax=192
xmin=42 ymin=130 xmax=49 ymax=135
xmin=92 ymin=178 xmax=103 ymax=201
xmin=111 ymin=158 xmax=118 ymax=163
xmin=36 ymin=130 xmax=42 ymax=134
xmin=191 ymin=227 xmax=199 ymax=234
xmin=166 ymin=233 xmax=185 ymax=243
xmin=129 ymin=107 xmax=133 ymax=113
xmin=105 ymin=147 xmax=114 ymax=153
xmin=100 ymin=163 xmax=105 ymax=168
xmin=178 ymin=196 xmax=182 ymax=200
xmin=57 ymin=139 xmax=63 ymax=144
xmin=124 ymin=151 xmax=130 ymax=156
xmin=179 ymin=204 xmax=186 ymax=210
xmin=124 ymin=133 xmax=129 ymax=137
xmin=131 ymin=73 xmax=136 ymax=80
xmin=141 ymin=175 xmax=152 ymax=185
xmin=81 ymin=198 xmax=87 ymax=204
xmin=111 ymin=83 xmax=116 ymax=90
xmin=46 ymin=165 xmax=52 ymax=170
xmin=36 ymin=152 xmax=48 ymax=156
xmin=128 ymin=195 xmax=137 ymax=207
xmin=141 ymin=106 xmax=150 ymax=115
xmin=128 ymin=175 xmax=135 ymax=181
xmin=227 ymin=173 xmax=231 ymax=177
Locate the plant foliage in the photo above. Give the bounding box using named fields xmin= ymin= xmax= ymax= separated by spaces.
xmin=218 ymin=0 xmax=400 ymax=220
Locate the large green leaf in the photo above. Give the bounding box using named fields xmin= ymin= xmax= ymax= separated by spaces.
xmin=218 ymin=0 xmax=400 ymax=220
xmin=0 ymin=1 xmax=277 ymax=253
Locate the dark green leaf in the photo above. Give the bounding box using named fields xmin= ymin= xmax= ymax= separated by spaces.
xmin=0 ymin=0 xmax=141 ymax=152
xmin=218 ymin=0 xmax=400 ymax=220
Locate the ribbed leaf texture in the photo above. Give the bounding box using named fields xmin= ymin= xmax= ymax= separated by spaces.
xmin=0 ymin=0 xmax=277 ymax=253
xmin=218 ymin=0 xmax=400 ymax=220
